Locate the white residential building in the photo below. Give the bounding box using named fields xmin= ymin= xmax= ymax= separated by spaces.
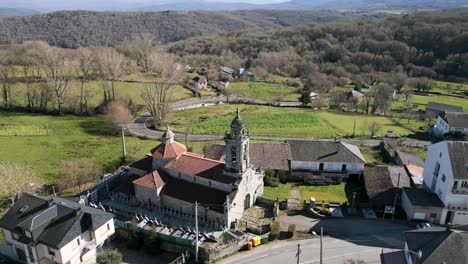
xmin=0 ymin=193 xmax=115 ymax=264
xmin=433 ymin=112 xmax=468 ymax=136
xmin=287 ymin=140 xmax=366 ymax=175
xmin=421 ymin=141 xmax=468 ymax=225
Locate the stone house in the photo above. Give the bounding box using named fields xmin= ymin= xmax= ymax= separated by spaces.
xmin=364 ymin=165 xmax=411 ymax=207
xmin=192 ymin=75 xmax=208 ymax=90
xmin=0 ymin=193 xmax=115 ymax=264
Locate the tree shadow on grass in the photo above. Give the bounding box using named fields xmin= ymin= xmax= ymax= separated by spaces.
xmin=79 ymin=118 xmax=115 ymax=136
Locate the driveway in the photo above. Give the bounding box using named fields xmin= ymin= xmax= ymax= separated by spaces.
xmin=279 ymin=214 xmax=410 ymax=248
xmin=219 ymin=217 xmax=412 ymax=264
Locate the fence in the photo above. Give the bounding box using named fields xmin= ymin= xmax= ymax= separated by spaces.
xmin=114 ymin=220 xmax=194 ymax=247
xmin=81 ymin=169 xmax=128 ymax=203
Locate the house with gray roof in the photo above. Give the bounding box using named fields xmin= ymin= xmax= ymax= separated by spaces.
xmin=401 ymin=187 xmax=444 ymax=224
xmin=426 ymin=102 xmax=462 ymax=118
xmin=381 ymin=227 xmax=468 ymax=264
xmin=418 ymin=141 xmax=468 ymax=225
xmin=364 ymin=165 xmax=411 ymax=207
xmin=0 ymin=193 xmax=115 ymax=264
xmin=287 ymin=140 xmax=366 ymax=175
xmin=433 ymin=112 xmax=468 ymax=136
xmin=204 ymin=143 xmax=291 ymax=172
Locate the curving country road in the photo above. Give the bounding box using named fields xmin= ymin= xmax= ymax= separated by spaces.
xmin=128 ymin=96 xmax=413 ymax=146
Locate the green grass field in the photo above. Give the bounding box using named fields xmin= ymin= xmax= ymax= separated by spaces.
xmin=0 ymin=112 xmax=159 ymax=184
xmin=298 ymin=183 xmax=347 ymax=203
xmin=393 ymin=94 xmax=468 ymax=111
xmin=169 ymin=104 xmax=418 ymax=138
xmin=228 ymin=82 xmax=299 ymax=102
xmin=262 ymin=183 xmax=347 ymax=203
xmin=262 ymin=183 xmax=291 ymax=200
xmin=9 ymin=80 xmax=216 ymax=113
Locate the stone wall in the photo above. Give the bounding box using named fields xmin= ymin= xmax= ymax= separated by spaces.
xmin=160 ymin=195 xmax=226 ymax=226
xmin=199 ymin=235 xmax=248 ymax=262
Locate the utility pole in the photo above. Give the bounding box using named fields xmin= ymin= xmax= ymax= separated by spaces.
xmin=392 ymin=173 xmax=401 ymax=221
xmin=296 ymin=244 xmax=301 ymax=264
xmin=353 ymin=119 xmax=356 ymax=137
xmin=195 ymin=202 xmax=199 ymax=263
xmin=320 ymin=227 xmax=323 ymax=264
xmin=121 ymin=124 xmax=127 ymax=160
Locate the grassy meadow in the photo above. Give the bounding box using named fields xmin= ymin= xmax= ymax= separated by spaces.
xmin=227 ymin=82 xmax=300 ymax=102
xmin=0 ymin=112 xmax=158 ymax=184
xmin=168 ymin=104 xmax=421 ymax=138
xmin=262 ymin=183 xmax=347 ymax=203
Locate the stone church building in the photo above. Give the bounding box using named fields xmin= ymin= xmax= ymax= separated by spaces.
xmin=126 ymin=110 xmax=264 ymax=229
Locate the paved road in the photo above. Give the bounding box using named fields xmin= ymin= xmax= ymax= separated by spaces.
xmin=219 ymin=217 xmax=411 ymax=264
xmin=128 ymin=97 xmax=382 ymax=145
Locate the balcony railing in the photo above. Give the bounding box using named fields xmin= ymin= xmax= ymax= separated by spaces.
xmin=84 ymin=239 xmax=97 ymax=249
xmin=452 ymin=189 xmax=468 ymax=195
xmin=448 ymin=204 xmax=468 ymax=211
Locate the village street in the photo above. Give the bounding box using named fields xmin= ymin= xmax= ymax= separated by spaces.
xmin=219 ymin=218 xmax=411 ymax=264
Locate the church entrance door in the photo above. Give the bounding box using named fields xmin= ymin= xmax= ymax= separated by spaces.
xmin=244 ymin=194 xmax=251 ymax=210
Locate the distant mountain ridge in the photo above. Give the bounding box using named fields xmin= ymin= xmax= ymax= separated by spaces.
xmin=1 ymin=0 xmax=467 ymax=13
xmin=0 ymin=8 xmax=40 ymax=16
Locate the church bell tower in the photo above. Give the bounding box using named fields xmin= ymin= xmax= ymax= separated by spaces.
xmin=224 ymin=108 xmax=250 ymax=174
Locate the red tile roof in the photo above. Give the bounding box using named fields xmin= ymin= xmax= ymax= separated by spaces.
xmin=128 ymin=155 xmax=153 ymax=173
xmin=132 ymin=170 xmax=166 ymax=190
xmin=405 ymin=164 xmax=424 ymax=178
xmin=151 ymin=141 xmax=187 ymax=159
xmin=164 ymin=153 xmax=236 ymax=184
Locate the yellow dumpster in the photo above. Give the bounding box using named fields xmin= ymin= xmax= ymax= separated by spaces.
xmin=252 ymin=236 xmax=261 ymax=247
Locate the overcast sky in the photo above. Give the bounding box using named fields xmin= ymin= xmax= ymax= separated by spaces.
xmin=0 ymin=0 xmax=293 ymax=10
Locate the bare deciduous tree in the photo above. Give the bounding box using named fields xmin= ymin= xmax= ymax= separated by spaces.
xmin=0 ymin=162 xmax=42 ymax=202
xmin=0 ymin=50 xmax=15 ymax=109
xmin=372 ymin=84 xmax=394 ymax=115
xmin=119 ymin=33 xmax=155 ymax=73
xmin=76 ymin=48 xmax=96 ymax=114
xmin=41 ymin=45 xmax=75 ymax=114
xmin=313 ymin=95 xmax=327 ymax=110
xmin=59 ymin=159 xmax=102 ymax=193
xmin=368 ymin=121 xmax=382 ymax=137
xmin=141 ymin=50 xmax=181 ymax=125
xmin=16 ymin=42 xmax=46 ymax=112
xmin=97 ymin=48 xmax=126 ymax=102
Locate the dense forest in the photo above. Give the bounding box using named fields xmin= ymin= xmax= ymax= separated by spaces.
xmin=169 ymin=9 xmax=468 ymax=81
xmin=0 ymin=10 xmax=387 ymax=47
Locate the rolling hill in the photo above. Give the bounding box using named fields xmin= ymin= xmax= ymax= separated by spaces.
xmin=0 ymin=10 xmax=387 ymax=47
